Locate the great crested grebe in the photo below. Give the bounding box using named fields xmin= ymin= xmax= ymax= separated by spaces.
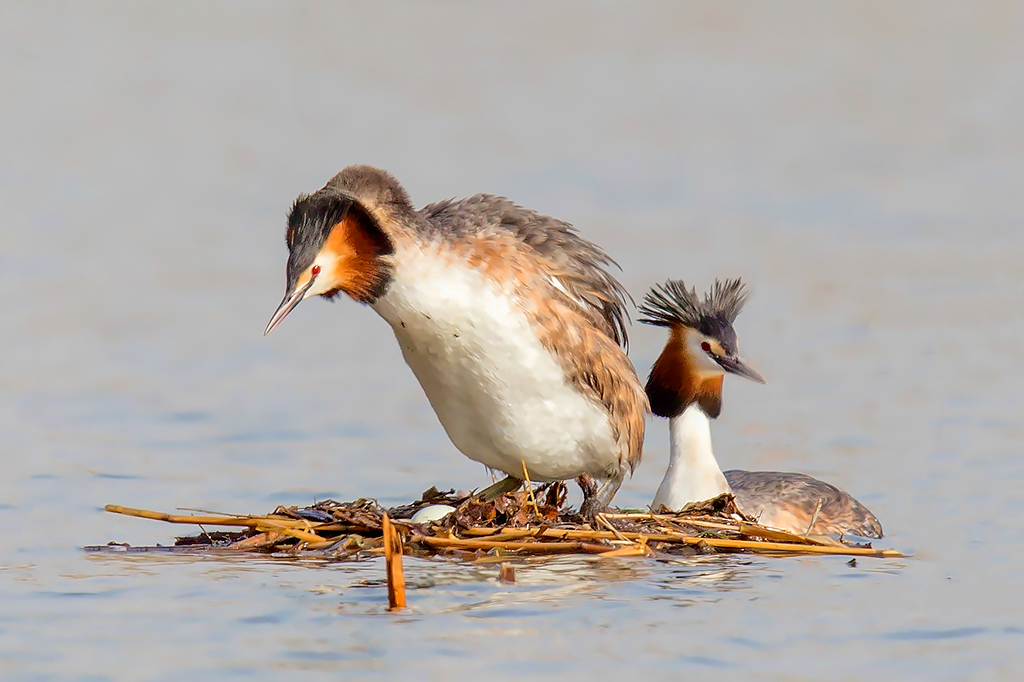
xmin=264 ymin=166 xmax=647 ymax=515
xmin=638 ymin=279 xmax=883 ymax=538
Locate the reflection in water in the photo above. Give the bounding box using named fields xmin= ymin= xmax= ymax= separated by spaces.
xmin=86 ymin=549 xmax=776 ymax=617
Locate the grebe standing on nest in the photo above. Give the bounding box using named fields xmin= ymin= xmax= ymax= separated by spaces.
xmin=265 ymin=166 xmax=647 ymax=516
xmin=638 ymin=279 xmax=883 ymax=538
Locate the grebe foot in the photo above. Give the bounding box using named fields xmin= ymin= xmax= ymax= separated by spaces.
xmin=579 ymin=475 xmax=623 ymax=520
xmin=575 ymin=474 xmax=599 ymax=501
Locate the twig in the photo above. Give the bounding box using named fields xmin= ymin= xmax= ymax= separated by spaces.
xmin=520 ymin=460 xmax=540 ymax=516
xmin=470 ymin=528 xmax=544 ymax=543
xmin=105 ymin=505 xmax=307 ymax=528
xmin=595 ymin=513 xmax=630 ymax=542
xmin=570 ymin=511 xmax=822 ymax=546
xmin=413 ymin=534 xmax=611 ymax=555
xmin=254 ymin=520 xmax=324 ymax=544
xmin=106 ymin=505 xmax=258 ymax=526
xmin=735 ymin=522 xmax=818 ymax=545
xmin=599 ymin=545 xmax=651 ymax=558
xmin=805 ymin=498 xmax=825 ymax=537
xmin=647 ymin=512 xmax=737 ymax=534
xmin=451 ymin=526 xmax=902 ymax=557
xmin=229 ymin=531 xmax=280 ymax=549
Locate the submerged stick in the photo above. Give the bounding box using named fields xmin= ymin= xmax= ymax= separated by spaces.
xmin=498 ymin=563 xmax=516 ymax=584
xmin=382 ymin=514 xmax=406 ymax=611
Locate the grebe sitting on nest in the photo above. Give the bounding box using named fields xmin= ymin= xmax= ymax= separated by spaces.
xmin=637 ymin=279 xmax=883 ymax=538
xmin=265 ymin=166 xmax=647 ymax=516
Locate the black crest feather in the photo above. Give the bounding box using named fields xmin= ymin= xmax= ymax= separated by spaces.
xmin=638 ymin=278 xmax=749 ymax=353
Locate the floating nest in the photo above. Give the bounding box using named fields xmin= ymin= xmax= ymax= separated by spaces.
xmin=96 ymin=483 xmax=901 ymax=561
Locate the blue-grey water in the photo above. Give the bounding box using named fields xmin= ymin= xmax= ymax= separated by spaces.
xmin=2 ymin=2 xmax=1022 ymax=680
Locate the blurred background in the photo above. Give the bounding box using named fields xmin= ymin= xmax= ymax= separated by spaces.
xmin=1 ymin=2 xmax=1022 ymax=680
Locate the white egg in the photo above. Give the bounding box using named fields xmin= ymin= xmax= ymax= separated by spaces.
xmin=410 ymin=504 xmax=457 ymax=524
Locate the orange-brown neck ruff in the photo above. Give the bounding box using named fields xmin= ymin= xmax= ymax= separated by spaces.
xmin=320 ymin=208 xmax=393 ymax=303
xmin=646 ymin=327 xmax=723 ymax=419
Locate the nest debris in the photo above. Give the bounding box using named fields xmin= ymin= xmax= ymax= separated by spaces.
xmin=95 ymin=483 xmax=902 ymax=561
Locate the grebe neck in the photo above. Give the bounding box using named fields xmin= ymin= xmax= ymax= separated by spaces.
xmin=651 ymin=403 xmax=731 ymax=511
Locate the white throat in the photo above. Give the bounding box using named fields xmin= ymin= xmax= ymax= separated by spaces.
xmin=651 ymin=403 xmax=732 ymax=511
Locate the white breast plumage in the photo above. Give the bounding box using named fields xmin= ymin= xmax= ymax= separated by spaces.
xmin=372 ymin=246 xmax=618 ymax=481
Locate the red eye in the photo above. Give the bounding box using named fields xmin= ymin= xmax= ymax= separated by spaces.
xmin=701 ymin=341 xmax=712 ymax=353
xmin=311 ymin=265 xmax=321 ymax=276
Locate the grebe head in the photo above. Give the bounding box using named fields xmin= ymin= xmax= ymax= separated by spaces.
xmin=638 ymin=278 xmax=765 ymax=419
xmin=265 ymin=166 xmax=401 ymax=335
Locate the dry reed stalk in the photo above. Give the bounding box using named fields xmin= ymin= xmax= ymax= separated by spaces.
xmin=462 ymin=527 xmax=670 ymax=542
xmin=460 ymin=527 xmax=573 ymax=539
xmin=104 ymin=505 xmax=327 ymax=533
xmin=655 ymin=514 xmax=819 ymax=546
xmin=448 ymin=526 xmax=902 ymax=557
xmin=647 ymin=513 xmax=739 ymax=534
xmin=413 ymin=534 xmax=611 ymax=555
xmin=804 ymin=498 xmax=825 ymax=536
xmin=595 ymin=513 xmax=630 ymax=542
xmin=105 ymin=505 xmax=261 ymax=527
xmin=599 ymin=545 xmax=650 ymax=558
xmin=734 ymin=522 xmax=820 ymax=544
xmin=382 ymin=514 xmax=407 ymax=611
xmin=229 ymin=531 xmax=280 ymax=549
xmin=803 ymin=535 xmax=848 ymax=548
xmin=254 ymin=521 xmax=325 ymax=544
xmin=470 ymin=529 xmax=542 ymax=543
xmin=615 ymin=512 xmax=823 ymax=546
xmin=602 ymin=512 xmax=731 ymax=532
xmin=520 ymin=460 xmax=540 ymax=516
xmin=105 ymin=505 xmax=344 ymax=545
